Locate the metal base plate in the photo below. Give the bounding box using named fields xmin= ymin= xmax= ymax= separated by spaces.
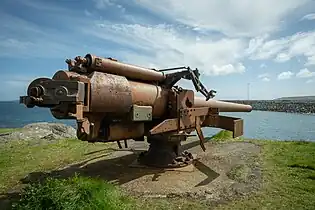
xmin=130 ymin=154 xmax=197 ymax=172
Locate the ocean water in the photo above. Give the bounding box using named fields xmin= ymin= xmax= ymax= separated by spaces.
xmin=0 ymin=101 xmax=314 ymax=141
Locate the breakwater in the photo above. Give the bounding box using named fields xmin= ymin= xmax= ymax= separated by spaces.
xmin=224 ymin=100 xmax=315 ymax=114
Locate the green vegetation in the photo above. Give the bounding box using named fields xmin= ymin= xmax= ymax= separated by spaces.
xmin=213 ymin=131 xmax=315 ymax=210
xmin=0 ymin=128 xmax=20 ymax=134
xmin=12 ymin=175 xmax=135 ymax=210
xmin=0 ymin=129 xmax=113 ymax=193
xmin=1 ymin=129 xmax=315 ymax=210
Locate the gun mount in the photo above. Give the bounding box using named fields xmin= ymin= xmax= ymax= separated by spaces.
xmin=20 ymin=53 xmax=252 ymax=168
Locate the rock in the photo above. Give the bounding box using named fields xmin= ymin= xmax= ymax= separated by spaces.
xmin=0 ymin=122 xmax=76 ymax=142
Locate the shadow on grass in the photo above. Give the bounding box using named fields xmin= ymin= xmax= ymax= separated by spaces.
xmin=1 ymin=140 xmax=219 ymax=209
xmin=0 ymin=192 xmax=21 ymax=210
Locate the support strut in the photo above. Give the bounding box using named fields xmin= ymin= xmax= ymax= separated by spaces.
xmin=137 ymin=134 xmax=194 ymax=168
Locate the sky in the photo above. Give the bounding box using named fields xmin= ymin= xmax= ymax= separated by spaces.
xmin=0 ymin=0 xmax=315 ymax=101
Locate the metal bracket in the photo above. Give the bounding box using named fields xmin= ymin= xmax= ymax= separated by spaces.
xmin=149 ymin=108 xmax=244 ymax=138
xmin=159 ymin=66 xmax=216 ymax=101
xmin=131 ymin=105 xmax=152 ymax=121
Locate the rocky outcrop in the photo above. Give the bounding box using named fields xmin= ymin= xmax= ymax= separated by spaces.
xmin=0 ymin=122 xmax=76 ymax=142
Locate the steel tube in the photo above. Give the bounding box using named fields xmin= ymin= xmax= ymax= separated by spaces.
xmin=89 ymin=71 xmax=133 ymax=113
xmin=194 ymin=97 xmax=252 ymax=112
xmin=84 ymin=54 xmax=166 ymax=82
xmin=51 ymin=71 xmax=251 ymax=116
xmin=129 ymin=81 xmax=168 ymax=117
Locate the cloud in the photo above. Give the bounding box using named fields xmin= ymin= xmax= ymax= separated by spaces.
xmin=0 ymin=12 xmax=94 ymax=59
xmin=258 ymin=73 xmax=270 ymax=78
xmin=301 ymin=13 xmax=315 ymax=20
xmin=0 ymin=74 xmax=50 ymax=101
xmin=260 ymin=63 xmax=267 ymax=68
xmin=134 ymin=0 xmax=311 ymax=37
xmin=248 ymin=31 xmax=315 ymax=66
xmin=0 ymin=6 xmax=248 ymax=77
xmin=262 ymin=77 xmax=271 ymax=82
xmin=258 ymin=73 xmax=271 ymax=82
xmin=1 ymin=0 xmax=314 ymax=101
xmin=277 ymin=71 xmax=294 ymax=80
xmin=94 ymin=0 xmax=115 ymax=8
xmin=296 ymin=68 xmax=315 ymax=78
xmin=93 ymin=0 xmax=126 ymax=12
xmin=275 ymin=53 xmax=291 ymax=62
xmin=306 ymin=79 xmax=313 ymax=83
xmin=1 ymin=0 xmax=313 ymax=78
xmin=83 ymin=22 xmax=247 ymax=76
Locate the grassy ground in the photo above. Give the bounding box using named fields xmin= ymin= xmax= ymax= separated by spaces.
xmin=0 ymin=128 xmax=21 ymax=134
xmin=0 ymin=128 xmax=113 ymax=194
xmin=1 ymin=128 xmax=315 ymax=209
xmin=213 ymin=131 xmax=315 ymax=210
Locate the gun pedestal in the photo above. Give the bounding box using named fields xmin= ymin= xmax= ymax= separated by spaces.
xmin=138 ymin=133 xmax=194 ymax=168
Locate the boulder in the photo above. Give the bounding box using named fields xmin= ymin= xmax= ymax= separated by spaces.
xmin=0 ymin=122 xmax=76 ymax=142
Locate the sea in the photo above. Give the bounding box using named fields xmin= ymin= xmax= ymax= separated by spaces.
xmin=0 ymin=101 xmax=314 ymax=142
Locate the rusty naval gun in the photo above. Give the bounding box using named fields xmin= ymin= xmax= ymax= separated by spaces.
xmin=20 ymin=54 xmax=252 ymax=168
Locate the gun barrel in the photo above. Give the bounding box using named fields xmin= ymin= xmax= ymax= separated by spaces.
xmin=20 ymin=71 xmax=252 ymax=117
xmin=80 ymin=54 xmax=166 ymax=82
xmin=194 ymin=97 xmax=252 ymax=112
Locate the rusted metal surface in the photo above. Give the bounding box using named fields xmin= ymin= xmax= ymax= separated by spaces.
xmin=129 ymin=81 xmax=169 ymax=117
xmin=202 ymin=115 xmax=244 ymax=138
xmin=89 ymin=71 xmax=133 ymax=114
xmin=138 ymin=133 xmax=195 ymax=168
xmin=194 ymin=97 xmax=252 ymax=112
xmin=20 ymin=52 xmax=253 ymax=169
xmin=104 ymin=122 xmax=144 ymax=141
xmin=52 ymin=70 xmax=81 ymax=80
xmin=68 ymin=54 xmax=166 ymax=82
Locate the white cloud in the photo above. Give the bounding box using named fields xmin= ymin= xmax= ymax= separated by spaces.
xmin=134 ymin=0 xmax=311 ymax=37
xmin=260 ymin=63 xmax=267 ymax=68
xmin=248 ymin=31 xmax=315 ymax=66
xmin=0 ymin=74 xmax=50 ymax=101
xmin=93 ymin=0 xmax=115 ymax=8
xmin=1 ymin=0 xmax=314 ymax=83
xmin=275 ymin=53 xmax=291 ymax=62
xmin=301 ymin=13 xmax=315 ymax=20
xmin=258 ymin=73 xmax=271 ymax=82
xmin=262 ymin=77 xmax=271 ymax=82
xmin=296 ymin=68 xmax=315 ymax=78
xmin=93 ymin=0 xmax=126 ymax=12
xmin=306 ymin=79 xmax=313 ymax=83
xmin=0 ymin=7 xmax=249 ymax=77
xmin=83 ymin=23 xmax=247 ymax=76
xmin=258 ymin=73 xmax=270 ymax=78
xmin=84 ymin=10 xmax=92 ymax=17
xmin=277 ymin=71 xmax=294 ymax=80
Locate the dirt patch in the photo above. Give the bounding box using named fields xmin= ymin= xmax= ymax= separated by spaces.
xmin=20 ymin=139 xmax=262 ymax=206
xmin=120 ymin=140 xmax=262 ymax=205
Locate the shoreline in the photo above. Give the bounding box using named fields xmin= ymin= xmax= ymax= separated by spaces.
xmin=224 ymin=100 xmax=315 ymax=114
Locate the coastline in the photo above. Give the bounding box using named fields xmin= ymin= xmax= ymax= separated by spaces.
xmin=224 ymin=100 xmax=315 ymax=114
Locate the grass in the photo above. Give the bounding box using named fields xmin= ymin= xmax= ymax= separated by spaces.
xmin=1 ymin=128 xmax=315 ymax=210
xmin=0 ymin=128 xmax=113 ymax=194
xmin=11 ymin=175 xmax=136 ymax=210
xmin=206 ymin=130 xmax=244 ymax=142
xmin=0 ymin=128 xmax=21 ymax=134
xmin=213 ymin=130 xmax=315 ymax=210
